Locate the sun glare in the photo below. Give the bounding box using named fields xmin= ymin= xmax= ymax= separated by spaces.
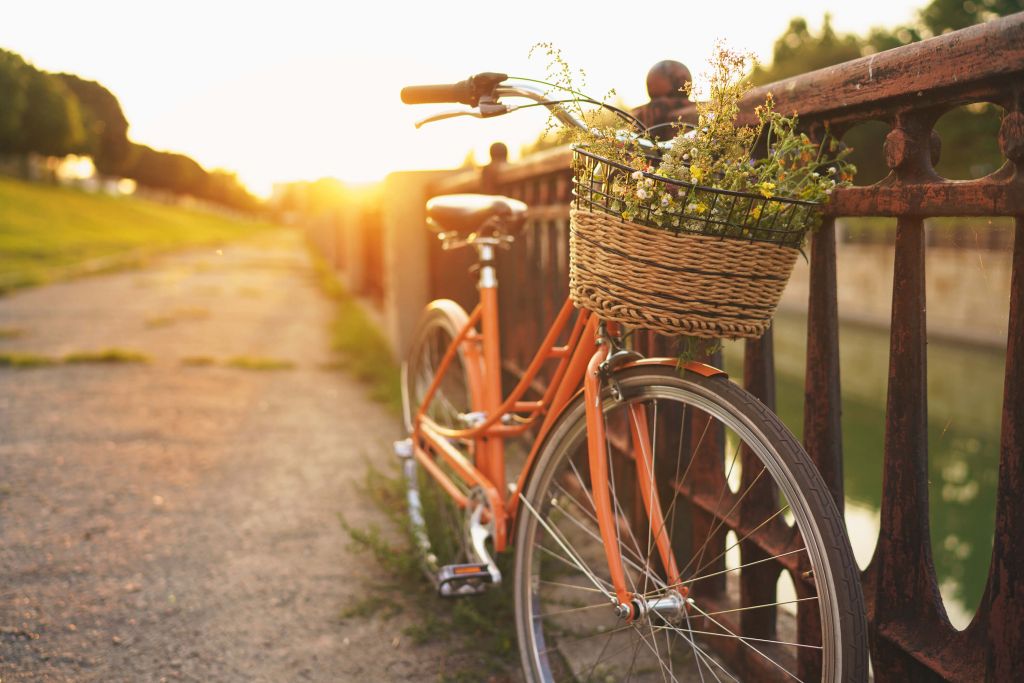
xmin=1 ymin=0 xmax=925 ymax=194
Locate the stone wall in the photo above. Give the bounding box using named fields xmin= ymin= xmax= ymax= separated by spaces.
xmin=779 ymin=224 xmax=1013 ymax=348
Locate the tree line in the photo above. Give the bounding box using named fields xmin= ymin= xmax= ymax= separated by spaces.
xmin=750 ymin=0 xmax=1023 ymax=184
xmin=0 ymin=48 xmax=258 ymax=212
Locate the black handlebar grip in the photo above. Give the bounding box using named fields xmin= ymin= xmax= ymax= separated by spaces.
xmin=400 ymin=80 xmax=473 ymax=105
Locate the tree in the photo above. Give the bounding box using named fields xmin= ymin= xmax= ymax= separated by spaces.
xmin=125 ymin=143 xmax=205 ymax=196
xmin=919 ymin=0 xmax=1024 ymax=37
xmin=0 ymin=49 xmax=30 ymax=153
xmin=749 ymin=1 xmax=1023 ymax=184
xmin=58 ymin=73 xmax=131 ymax=175
xmin=750 ymin=15 xmax=863 ymax=85
xmin=21 ymin=69 xmax=85 ymax=157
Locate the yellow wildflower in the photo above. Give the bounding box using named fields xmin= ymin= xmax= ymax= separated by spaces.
xmin=690 ymin=166 xmax=704 ymax=183
xmin=758 ymin=181 xmax=776 ymax=198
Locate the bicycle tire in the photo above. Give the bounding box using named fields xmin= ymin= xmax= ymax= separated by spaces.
xmin=401 ymin=300 xmax=480 ymax=571
xmin=513 ymin=365 xmax=867 ymax=682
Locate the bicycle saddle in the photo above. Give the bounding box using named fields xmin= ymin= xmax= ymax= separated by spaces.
xmin=426 ymin=194 xmax=528 ymax=238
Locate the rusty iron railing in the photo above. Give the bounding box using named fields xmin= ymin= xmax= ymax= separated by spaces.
xmin=425 ymin=14 xmax=1024 ymax=680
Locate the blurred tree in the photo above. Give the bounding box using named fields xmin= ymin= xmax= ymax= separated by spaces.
xmin=58 ymin=74 xmax=132 ymax=174
xmin=0 ymin=49 xmax=30 ymax=153
xmin=748 ymin=0 xmax=1023 ymax=184
xmin=749 ymin=15 xmax=863 ymax=84
xmin=202 ymin=169 xmax=260 ymax=212
xmin=125 ymin=145 xmax=259 ymax=211
xmin=919 ymin=0 xmax=1024 ymax=36
xmin=21 ymin=68 xmax=85 ymax=157
xmin=125 ymin=143 xmax=204 ymax=195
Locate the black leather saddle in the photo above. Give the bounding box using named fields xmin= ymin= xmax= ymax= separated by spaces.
xmin=426 ymin=194 xmax=528 ymax=238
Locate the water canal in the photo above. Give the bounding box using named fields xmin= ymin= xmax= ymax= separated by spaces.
xmin=724 ymin=309 xmax=1004 ymax=630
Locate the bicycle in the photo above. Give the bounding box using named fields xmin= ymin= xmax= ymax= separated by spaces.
xmin=396 ymin=72 xmax=867 ymax=682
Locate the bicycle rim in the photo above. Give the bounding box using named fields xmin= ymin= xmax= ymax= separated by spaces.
xmin=514 ymin=366 xmax=866 ymax=682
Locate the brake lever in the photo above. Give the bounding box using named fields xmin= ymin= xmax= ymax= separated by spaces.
xmin=415 ymin=110 xmax=483 ymax=129
xmin=415 ymin=103 xmax=511 ymax=129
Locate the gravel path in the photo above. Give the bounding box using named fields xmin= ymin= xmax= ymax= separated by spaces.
xmin=0 ymin=231 xmax=489 ymax=681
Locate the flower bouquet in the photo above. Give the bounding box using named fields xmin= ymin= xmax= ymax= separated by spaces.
xmin=541 ymin=45 xmax=855 ymax=338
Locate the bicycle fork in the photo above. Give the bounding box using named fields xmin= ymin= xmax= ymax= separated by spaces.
xmin=583 ymin=340 xmax=688 ymax=623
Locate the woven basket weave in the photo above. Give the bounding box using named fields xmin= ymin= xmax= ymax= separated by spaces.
xmin=569 ymin=208 xmax=800 ymax=339
xmin=569 ymin=147 xmax=816 ymax=339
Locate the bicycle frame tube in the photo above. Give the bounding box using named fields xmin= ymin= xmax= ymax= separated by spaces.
xmin=413 ymin=297 xmax=595 ymax=552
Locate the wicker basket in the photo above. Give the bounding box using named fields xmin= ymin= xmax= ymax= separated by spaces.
xmin=570 ymin=148 xmax=818 ymax=339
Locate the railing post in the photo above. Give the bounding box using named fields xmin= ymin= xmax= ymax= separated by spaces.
xmin=804 ymin=219 xmax=844 ymax=510
xmin=982 ymin=108 xmax=1024 ymax=681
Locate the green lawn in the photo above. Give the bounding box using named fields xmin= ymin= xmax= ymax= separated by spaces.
xmin=0 ymin=176 xmax=279 ymax=292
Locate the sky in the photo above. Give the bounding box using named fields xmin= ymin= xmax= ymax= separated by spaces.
xmin=1 ymin=0 xmax=928 ymax=195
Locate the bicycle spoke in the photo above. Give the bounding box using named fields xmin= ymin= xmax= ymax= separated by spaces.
xmin=521 ymin=494 xmax=615 ymax=598
xmin=683 ymin=600 xmax=810 ymax=682
xmin=517 ymin=369 xmax=863 ymax=681
xmin=639 ymin=547 xmax=807 ymax=596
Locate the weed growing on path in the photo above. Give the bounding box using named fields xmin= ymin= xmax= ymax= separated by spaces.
xmin=181 ymin=356 xmax=217 ymax=366
xmin=63 ymin=349 xmax=149 ymax=364
xmin=1 ymin=349 xmax=151 ymax=367
xmin=307 ymin=247 xmax=401 ymax=412
xmin=145 ymin=307 xmax=210 ymax=328
xmin=225 ymin=356 xmax=295 ymax=370
xmin=339 ymin=461 xmax=518 ymax=681
xmin=0 ymin=352 xmax=58 ymax=367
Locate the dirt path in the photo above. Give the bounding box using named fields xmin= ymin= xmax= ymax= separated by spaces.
xmin=0 ymin=232 xmax=484 ymax=681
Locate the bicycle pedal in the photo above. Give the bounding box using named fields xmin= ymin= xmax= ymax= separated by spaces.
xmin=437 ymin=563 xmax=493 ymax=597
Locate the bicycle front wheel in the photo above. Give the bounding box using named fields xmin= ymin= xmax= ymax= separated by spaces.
xmin=514 ymin=365 xmax=866 ymax=682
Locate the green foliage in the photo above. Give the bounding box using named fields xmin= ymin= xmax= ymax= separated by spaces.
xmin=0 ymin=175 xmax=277 ymax=292
xmin=748 ymin=0 xmax=1023 ymax=187
xmin=0 ymin=50 xmax=86 ymax=157
xmin=57 ymin=73 xmax=132 ymax=174
xmin=749 ymin=16 xmax=862 ymax=85
xmin=0 ymin=49 xmax=30 ymax=152
xmin=918 ymin=0 xmax=1024 ymax=36
xmin=21 ymin=68 xmax=85 ymax=157
xmin=0 ymin=46 xmax=257 ymax=212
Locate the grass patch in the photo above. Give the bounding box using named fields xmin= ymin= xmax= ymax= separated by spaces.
xmin=0 ymin=352 xmax=58 ymax=367
xmin=340 ymin=461 xmax=518 ymax=680
xmin=0 ymin=326 xmax=25 ymax=339
xmin=63 ymin=348 xmax=149 ymax=364
xmin=181 ymin=356 xmax=216 ymax=366
xmin=307 ymin=243 xmax=515 ymax=676
xmin=145 ymin=307 xmax=210 ymax=328
xmin=0 ymin=175 xmax=281 ymax=293
xmin=225 ymin=356 xmax=295 ymax=370
xmin=307 ymin=248 xmax=401 ymax=412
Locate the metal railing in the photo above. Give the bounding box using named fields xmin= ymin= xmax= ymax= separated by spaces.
xmin=424 ymin=14 xmax=1024 ymax=680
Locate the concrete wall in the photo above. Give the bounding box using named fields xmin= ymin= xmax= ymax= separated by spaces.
xmin=779 ymin=223 xmax=1012 ymax=348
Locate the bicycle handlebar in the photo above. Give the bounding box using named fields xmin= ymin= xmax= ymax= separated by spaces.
xmin=401 ymin=72 xmax=508 ymax=106
xmin=401 ymin=72 xmax=678 ymax=154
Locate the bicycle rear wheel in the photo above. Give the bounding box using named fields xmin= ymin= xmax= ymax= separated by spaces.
xmin=401 ymin=300 xmax=480 ymax=571
xmin=513 ymin=365 xmax=866 ymax=682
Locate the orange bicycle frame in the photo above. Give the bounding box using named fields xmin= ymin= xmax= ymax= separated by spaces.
xmin=411 ymin=281 xmax=699 ymax=613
